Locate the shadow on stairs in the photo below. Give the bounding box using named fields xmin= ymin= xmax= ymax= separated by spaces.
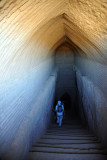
xmin=27 ymin=117 xmax=107 ymax=160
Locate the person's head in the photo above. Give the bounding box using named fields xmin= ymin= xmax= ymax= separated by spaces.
xmin=58 ymin=100 xmax=61 ymax=105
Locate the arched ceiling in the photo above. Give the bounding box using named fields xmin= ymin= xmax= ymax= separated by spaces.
xmin=0 ymin=0 xmax=107 ymax=62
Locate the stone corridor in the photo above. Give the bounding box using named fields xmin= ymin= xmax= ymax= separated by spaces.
xmin=0 ymin=0 xmax=107 ymax=160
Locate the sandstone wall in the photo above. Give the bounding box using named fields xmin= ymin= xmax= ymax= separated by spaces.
xmin=75 ymin=56 xmax=107 ymax=95
xmin=4 ymin=72 xmax=57 ymax=160
xmin=75 ymin=57 xmax=107 ymax=145
xmin=0 ymin=55 xmax=56 ymax=160
xmin=0 ymin=1 xmax=61 ymax=159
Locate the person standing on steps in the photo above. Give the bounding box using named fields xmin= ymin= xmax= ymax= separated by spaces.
xmin=55 ymin=100 xmax=64 ymax=127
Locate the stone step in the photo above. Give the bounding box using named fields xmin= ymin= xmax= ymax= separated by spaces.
xmin=30 ymin=146 xmax=107 ymax=154
xmin=49 ymin=127 xmax=84 ymax=130
xmin=47 ymin=127 xmax=88 ymax=130
xmin=38 ymin=139 xmax=100 ymax=144
xmin=46 ymin=131 xmax=91 ymax=134
xmin=47 ymin=128 xmax=89 ymax=131
xmin=49 ymin=125 xmax=83 ymax=128
xmin=28 ymin=119 xmax=107 ymax=160
xmin=42 ymin=135 xmax=97 ymax=140
xmin=33 ymin=143 xmax=105 ymax=149
xmin=45 ymin=133 xmax=95 ymax=137
xmin=47 ymin=127 xmax=87 ymax=131
xmin=27 ymin=152 xmax=107 ymax=160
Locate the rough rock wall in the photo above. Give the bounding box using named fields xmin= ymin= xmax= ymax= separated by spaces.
xmin=75 ymin=56 xmax=107 ymax=95
xmin=0 ymin=0 xmax=62 ymax=159
xmin=4 ymin=72 xmax=57 ymax=160
xmin=0 ymin=54 xmax=56 ymax=160
xmin=75 ymin=56 xmax=107 ymax=145
xmin=0 ymin=0 xmax=59 ymax=158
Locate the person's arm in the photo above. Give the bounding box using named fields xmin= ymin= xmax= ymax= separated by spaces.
xmin=55 ymin=105 xmax=58 ymax=112
xmin=62 ymin=105 xmax=64 ymax=111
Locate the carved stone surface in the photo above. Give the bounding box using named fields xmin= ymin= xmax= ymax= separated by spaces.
xmin=76 ymin=69 xmax=107 ymax=146
xmin=0 ymin=0 xmax=107 ymax=159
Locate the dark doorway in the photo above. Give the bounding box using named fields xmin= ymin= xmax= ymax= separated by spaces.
xmin=60 ymin=92 xmax=71 ymax=111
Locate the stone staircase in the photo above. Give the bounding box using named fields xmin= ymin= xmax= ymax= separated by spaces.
xmin=27 ymin=118 xmax=107 ymax=160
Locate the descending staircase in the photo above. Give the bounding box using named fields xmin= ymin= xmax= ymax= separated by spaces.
xmin=27 ymin=118 xmax=107 ymax=160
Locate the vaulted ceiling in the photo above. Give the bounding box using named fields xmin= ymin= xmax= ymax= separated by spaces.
xmin=0 ymin=0 xmax=107 ymax=62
